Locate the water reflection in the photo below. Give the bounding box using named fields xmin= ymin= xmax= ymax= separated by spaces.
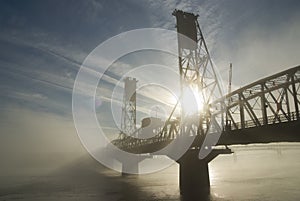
xmin=0 ymin=145 xmax=299 ymax=201
xmin=181 ymin=193 xmax=211 ymax=201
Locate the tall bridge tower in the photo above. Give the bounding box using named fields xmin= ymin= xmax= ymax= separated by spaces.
xmin=120 ymin=77 xmax=137 ymax=137
xmin=172 ymin=10 xmax=223 ymax=140
xmin=172 ymin=10 xmax=226 ymax=194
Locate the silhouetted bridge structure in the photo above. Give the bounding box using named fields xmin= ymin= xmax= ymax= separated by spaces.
xmin=109 ymin=10 xmax=300 ymax=196
xmin=219 ymin=65 xmax=300 ymax=144
xmin=112 ymin=66 xmax=300 ymax=196
xmin=112 ymin=67 xmax=300 ymax=195
xmin=113 ymin=65 xmax=300 ymax=152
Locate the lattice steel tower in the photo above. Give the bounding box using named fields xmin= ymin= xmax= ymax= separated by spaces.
xmin=172 ymin=10 xmax=223 ymax=139
xmin=120 ymin=77 xmax=137 ymax=137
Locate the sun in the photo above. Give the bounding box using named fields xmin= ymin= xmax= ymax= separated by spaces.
xmin=169 ymin=85 xmax=204 ymax=116
xmin=181 ymin=85 xmax=204 ymax=115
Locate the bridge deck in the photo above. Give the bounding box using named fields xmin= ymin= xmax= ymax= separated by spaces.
xmin=112 ymin=65 xmax=300 ymax=154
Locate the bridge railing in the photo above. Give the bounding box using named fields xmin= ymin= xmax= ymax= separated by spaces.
xmin=227 ymin=111 xmax=300 ymax=131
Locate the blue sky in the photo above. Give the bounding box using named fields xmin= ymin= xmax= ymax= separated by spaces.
xmin=1 ymin=0 xmax=300 ymax=165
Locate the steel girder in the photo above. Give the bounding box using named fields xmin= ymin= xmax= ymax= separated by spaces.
xmin=219 ymin=65 xmax=300 ymax=131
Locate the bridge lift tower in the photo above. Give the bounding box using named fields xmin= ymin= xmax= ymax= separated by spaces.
xmin=172 ymin=10 xmax=229 ymax=194
xmin=120 ymin=77 xmax=137 ymax=138
xmin=173 ymin=9 xmax=224 ymax=133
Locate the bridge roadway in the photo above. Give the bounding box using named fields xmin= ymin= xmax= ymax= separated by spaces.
xmin=112 ymin=65 xmax=300 ymax=153
xmin=112 ymin=115 xmax=300 ymax=155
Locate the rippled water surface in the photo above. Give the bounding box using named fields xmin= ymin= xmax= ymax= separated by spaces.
xmin=0 ymin=147 xmax=299 ymax=201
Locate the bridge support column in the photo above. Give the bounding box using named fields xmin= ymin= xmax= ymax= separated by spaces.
xmin=119 ymin=155 xmax=150 ymax=176
xmin=177 ymin=150 xmax=211 ymax=195
xmin=178 ymin=156 xmax=210 ymax=194
xmin=177 ymin=148 xmax=232 ymax=196
xmin=121 ymin=160 xmax=139 ymax=176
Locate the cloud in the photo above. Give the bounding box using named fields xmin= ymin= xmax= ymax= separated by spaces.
xmin=216 ymin=12 xmax=300 ymax=89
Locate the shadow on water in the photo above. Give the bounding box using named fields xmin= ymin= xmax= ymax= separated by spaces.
xmin=180 ymin=191 xmax=213 ymax=201
xmin=124 ymin=175 xmax=223 ymax=201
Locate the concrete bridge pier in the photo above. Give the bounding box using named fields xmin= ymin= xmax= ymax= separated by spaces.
xmin=121 ymin=157 xmax=140 ymax=175
xmin=177 ymin=150 xmax=210 ymax=194
xmin=179 ymin=157 xmax=210 ymax=194
xmin=119 ymin=155 xmax=151 ymax=176
xmin=177 ymin=148 xmax=232 ymax=195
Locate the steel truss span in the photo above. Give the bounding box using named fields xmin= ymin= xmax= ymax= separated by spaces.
xmin=220 ymin=65 xmax=300 ymax=131
xmin=113 ymin=66 xmax=300 ymax=152
xmin=217 ymin=65 xmax=300 ymax=145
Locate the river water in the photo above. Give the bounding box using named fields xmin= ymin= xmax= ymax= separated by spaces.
xmin=0 ymin=146 xmax=299 ymax=201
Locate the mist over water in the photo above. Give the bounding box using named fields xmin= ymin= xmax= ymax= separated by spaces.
xmin=0 ymin=145 xmax=299 ymax=201
xmin=209 ymin=148 xmax=300 ymax=201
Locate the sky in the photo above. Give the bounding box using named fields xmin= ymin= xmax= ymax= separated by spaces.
xmin=1 ymin=0 xmax=300 ymax=173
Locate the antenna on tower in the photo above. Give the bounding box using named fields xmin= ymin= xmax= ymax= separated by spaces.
xmin=226 ymin=63 xmax=233 ymax=131
xmin=228 ymin=63 xmax=232 ymax=95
